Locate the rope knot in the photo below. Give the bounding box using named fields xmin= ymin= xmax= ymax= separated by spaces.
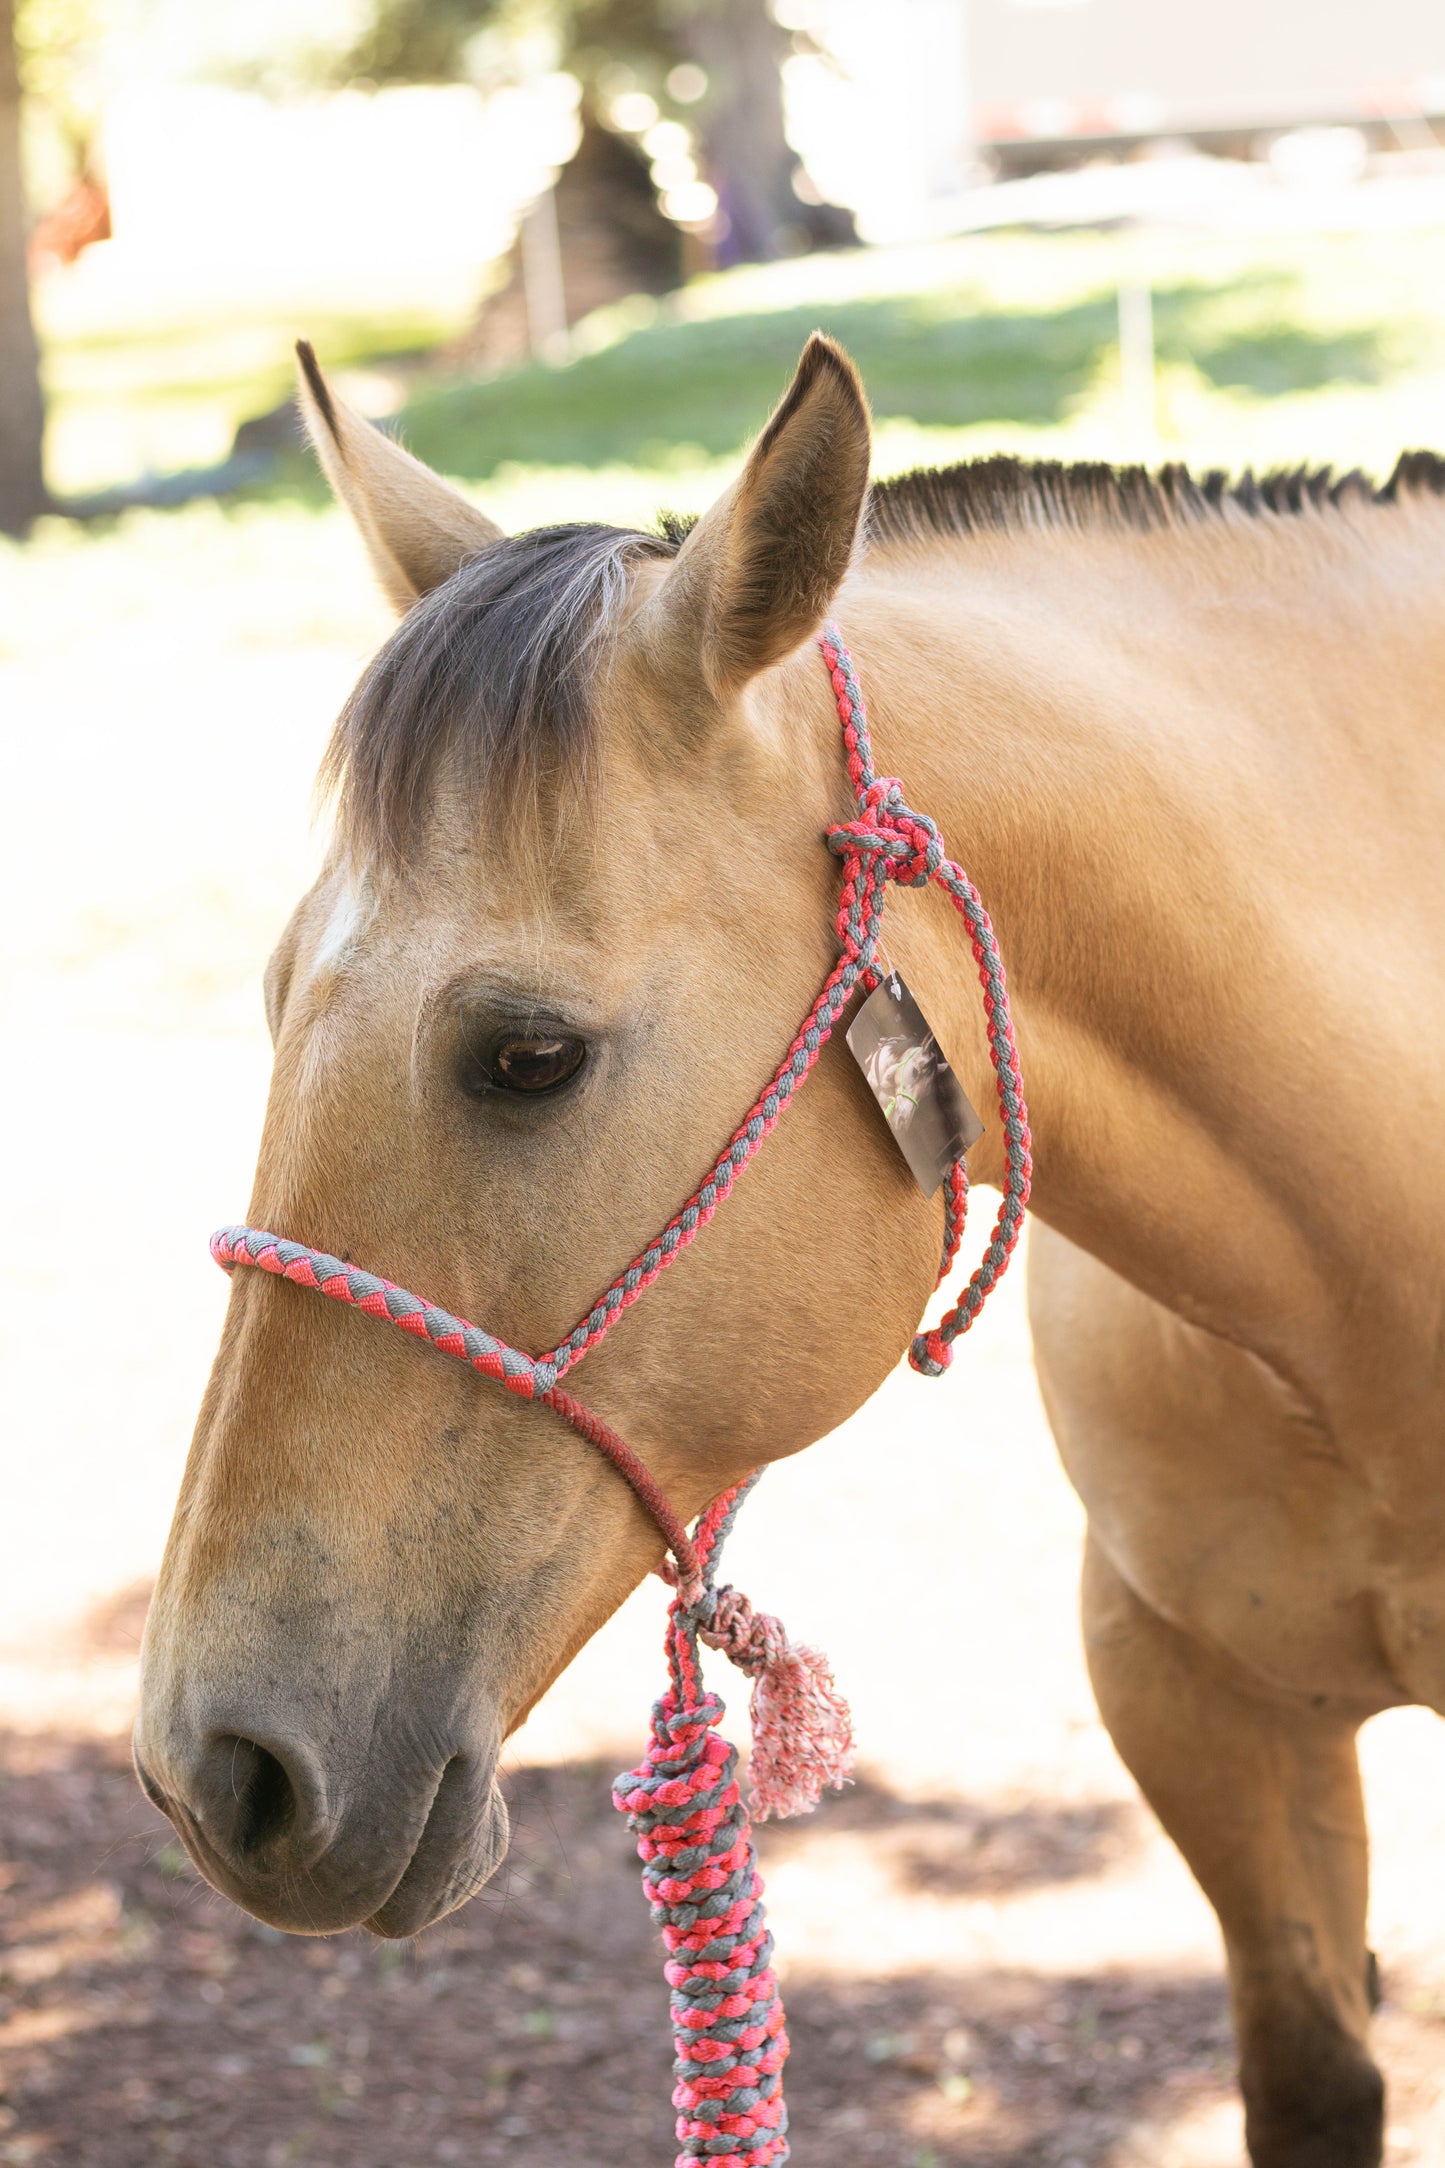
xmin=699 ymin=1586 xmax=855 ymax=1821
xmin=659 ymin=1554 xmax=711 ymax=1615
xmin=701 ymin=1586 xmax=788 ymax=1675
xmin=826 ymin=777 xmax=945 ymax=888
xmin=909 ymin=1327 xmax=953 ymax=1378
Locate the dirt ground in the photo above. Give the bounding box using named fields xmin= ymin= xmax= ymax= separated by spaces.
xmin=6 ymin=1671 xmax=1445 ymax=2168
xmin=1 ymin=1723 xmax=1234 ymax=2168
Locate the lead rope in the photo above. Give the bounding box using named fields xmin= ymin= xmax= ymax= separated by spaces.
xmin=611 ymin=1481 xmax=795 ymax=2168
xmin=209 ymin=627 xmax=1031 ymax=2168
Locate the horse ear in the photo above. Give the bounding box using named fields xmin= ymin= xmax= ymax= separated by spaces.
xmin=653 ymin=334 xmax=871 ymax=696
xmin=295 ymin=341 xmax=503 ymax=614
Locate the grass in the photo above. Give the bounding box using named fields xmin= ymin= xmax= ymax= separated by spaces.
xmin=37 ymin=283 xmax=474 ymax=494
xmin=377 ymin=224 xmax=1445 ymax=490
xmin=34 ymin=220 xmax=1445 ymax=510
xmin=393 ymin=250 xmax=1420 ymax=484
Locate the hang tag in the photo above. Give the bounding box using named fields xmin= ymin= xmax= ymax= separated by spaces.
xmin=846 ymin=971 xmax=984 ymax=1198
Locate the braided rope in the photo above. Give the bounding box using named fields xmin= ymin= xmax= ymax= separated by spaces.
xmin=815 ymin=626 xmax=1033 ymax=1372
xmin=916 ymin=856 xmax=1032 ymax=1371
xmin=206 ymin=1228 xmax=705 ymax=1594
xmin=208 ymin=627 xmax=1032 ymax=2168
xmin=613 ymin=1487 xmax=791 ymax=2166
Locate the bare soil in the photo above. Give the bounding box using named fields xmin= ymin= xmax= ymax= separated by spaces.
xmin=3 ymin=1710 xmax=1444 ymax=2168
xmin=0 ymin=1725 xmax=1230 ymax=2168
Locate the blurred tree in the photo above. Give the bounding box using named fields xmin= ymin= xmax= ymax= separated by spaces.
xmin=349 ymin=0 xmax=854 ymax=269
xmin=458 ymin=107 xmax=682 ymax=371
xmin=672 ymin=0 xmax=821 ymax=267
xmin=0 ymin=0 xmax=46 ymax=534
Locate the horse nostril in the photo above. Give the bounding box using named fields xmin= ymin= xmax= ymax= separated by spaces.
xmin=197 ymin=1733 xmax=316 ymax=1863
xmin=224 ymin=1737 xmax=297 ymax=1855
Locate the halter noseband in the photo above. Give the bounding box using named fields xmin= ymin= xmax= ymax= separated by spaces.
xmin=209 ymin=626 xmax=1031 ymax=2168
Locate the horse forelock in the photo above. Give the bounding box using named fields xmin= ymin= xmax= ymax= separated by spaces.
xmin=322 ymin=519 xmax=685 ymax=865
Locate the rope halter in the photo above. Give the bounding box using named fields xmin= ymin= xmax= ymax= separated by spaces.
xmin=209 ymin=626 xmax=1032 ymax=2168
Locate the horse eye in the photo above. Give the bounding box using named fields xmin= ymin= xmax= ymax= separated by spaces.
xmin=488 ymin=1035 xmax=587 ymax=1093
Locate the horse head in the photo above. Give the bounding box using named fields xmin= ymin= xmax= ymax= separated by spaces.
xmin=134 ymin=337 xmax=949 ymax=1936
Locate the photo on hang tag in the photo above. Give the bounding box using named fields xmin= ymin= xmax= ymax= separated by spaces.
xmin=846 ymin=971 xmax=985 ymax=1198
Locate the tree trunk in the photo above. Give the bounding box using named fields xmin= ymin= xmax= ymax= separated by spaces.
xmin=455 ymin=112 xmax=683 ymax=373
xmin=0 ymin=0 xmax=46 ymax=536
xmin=684 ymin=0 xmax=855 ymax=266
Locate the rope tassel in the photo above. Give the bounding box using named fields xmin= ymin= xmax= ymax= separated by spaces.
xmin=700 ymin=1587 xmax=854 ymax=1822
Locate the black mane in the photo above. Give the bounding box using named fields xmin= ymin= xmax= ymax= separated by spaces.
xmin=866 ymin=447 xmax=1445 ymax=544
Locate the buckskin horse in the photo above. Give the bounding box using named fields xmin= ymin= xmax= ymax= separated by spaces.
xmin=134 ymin=332 xmax=1445 ymax=2167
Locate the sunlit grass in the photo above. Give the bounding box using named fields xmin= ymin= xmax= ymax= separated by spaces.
xmin=36 ymin=278 xmax=476 ymax=493
xmin=390 ymin=224 xmax=1445 ymax=486
xmin=31 ymin=220 xmax=1445 ymax=501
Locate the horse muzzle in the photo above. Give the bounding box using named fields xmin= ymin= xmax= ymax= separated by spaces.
xmin=133 ymin=1661 xmax=509 ymax=1938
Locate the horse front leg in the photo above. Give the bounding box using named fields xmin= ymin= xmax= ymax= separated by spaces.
xmin=1082 ymin=1533 xmax=1383 ymax=2168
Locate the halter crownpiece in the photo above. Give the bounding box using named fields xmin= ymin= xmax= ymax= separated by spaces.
xmin=211 ymin=626 xmax=1031 ymax=2167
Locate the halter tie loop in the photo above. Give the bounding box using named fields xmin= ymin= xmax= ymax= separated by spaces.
xmin=826 ymin=775 xmax=944 ymax=888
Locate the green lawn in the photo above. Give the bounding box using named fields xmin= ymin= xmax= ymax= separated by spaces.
xmin=18 ymin=218 xmax=1445 ymax=543
xmin=131 ymin=221 xmax=1432 ymax=523
xmin=38 ymin=290 xmax=470 ymax=497
xmin=396 ymin=246 xmax=1421 ymax=483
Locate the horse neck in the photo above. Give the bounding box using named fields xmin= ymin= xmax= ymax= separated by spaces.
xmin=835 ymin=509 xmax=1445 ymax=1395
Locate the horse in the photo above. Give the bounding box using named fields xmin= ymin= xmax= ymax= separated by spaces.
xmin=134 ymin=331 xmax=1445 ymax=2168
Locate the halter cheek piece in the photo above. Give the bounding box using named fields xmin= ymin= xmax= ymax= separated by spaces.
xmin=211 ymin=627 xmax=1031 ymax=2168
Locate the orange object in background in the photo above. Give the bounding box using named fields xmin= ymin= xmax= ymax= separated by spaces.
xmin=28 ymin=171 xmax=110 ymax=272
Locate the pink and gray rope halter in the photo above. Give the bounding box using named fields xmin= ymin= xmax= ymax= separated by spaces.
xmin=211 ymin=625 xmax=1032 ymax=2166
